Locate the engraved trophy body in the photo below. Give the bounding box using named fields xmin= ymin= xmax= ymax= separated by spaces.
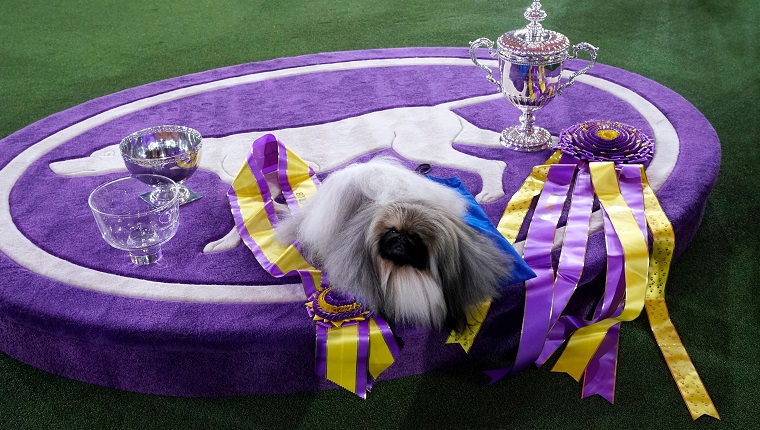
xmin=470 ymin=1 xmax=598 ymax=152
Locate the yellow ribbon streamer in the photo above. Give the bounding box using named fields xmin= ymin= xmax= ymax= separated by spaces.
xmin=325 ymin=323 xmax=360 ymax=393
xmin=284 ymin=146 xmax=318 ymax=206
xmin=445 ymin=300 xmax=492 ymax=352
xmin=552 ymin=162 xmax=649 ymax=380
xmin=368 ymin=319 xmax=396 ymax=379
xmin=640 ymin=168 xmax=720 ymax=420
xmin=447 ymin=151 xmax=563 ymax=351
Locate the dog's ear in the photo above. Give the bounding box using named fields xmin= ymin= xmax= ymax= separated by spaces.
xmin=276 ymin=168 xmax=371 ymax=263
xmin=434 ymin=213 xmax=511 ymax=332
xmin=319 ymin=204 xmax=382 ymax=308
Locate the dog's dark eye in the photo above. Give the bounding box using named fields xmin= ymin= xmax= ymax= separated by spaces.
xmin=388 ymin=227 xmax=397 ymax=233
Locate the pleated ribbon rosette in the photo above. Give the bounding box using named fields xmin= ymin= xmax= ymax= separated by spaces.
xmin=227 ymin=134 xmax=399 ymax=398
xmin=486 ymin=120 xmax=719 ymax=420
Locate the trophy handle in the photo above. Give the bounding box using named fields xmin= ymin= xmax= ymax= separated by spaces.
xmin=557 ymin=42 xmax=598 ymax=95
xmin=469 ymin=37 xmax=503 ymax=92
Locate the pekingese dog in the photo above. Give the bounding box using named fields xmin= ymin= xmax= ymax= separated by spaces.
xmin=276 ymin=158 xmax=513 ymax=331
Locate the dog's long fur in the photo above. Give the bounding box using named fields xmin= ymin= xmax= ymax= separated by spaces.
xmin=277 ymin=158 xmax=513 ymax=331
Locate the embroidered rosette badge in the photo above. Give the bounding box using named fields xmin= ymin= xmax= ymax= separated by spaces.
xmin=557 ymin=120 xmax=654 ymax=164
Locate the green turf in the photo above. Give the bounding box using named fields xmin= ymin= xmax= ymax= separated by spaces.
xmin=1 ymin=0 xmax=757 ymax=428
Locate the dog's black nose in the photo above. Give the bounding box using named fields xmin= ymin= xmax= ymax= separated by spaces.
xmin=378 ymin=229 xmax=428 ymax=269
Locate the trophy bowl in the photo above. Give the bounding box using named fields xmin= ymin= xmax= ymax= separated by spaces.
xmin=470 ymin=1 xmax=597 ymax=152
xmin=119 ymin=125 xmax=203 ymax=205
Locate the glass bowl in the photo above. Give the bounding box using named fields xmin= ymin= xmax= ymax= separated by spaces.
xmin=88 ymin=174 xmax=180 ymax=265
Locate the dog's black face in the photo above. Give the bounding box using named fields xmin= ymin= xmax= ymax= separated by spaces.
xmin=378 ymin=227 xmax=429 ymax=270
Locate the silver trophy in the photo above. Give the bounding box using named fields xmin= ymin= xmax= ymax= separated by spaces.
xmin=470 ymin=1 xmax=598 ymax=152
xmin=119 ymin=125 xmax=203 ymax=205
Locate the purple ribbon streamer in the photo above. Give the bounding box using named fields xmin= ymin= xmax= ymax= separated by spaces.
xmin=550 ymin=167 xmax=594 ymax=330
xmin=484 ymin=368 xmax=512 ymax=385
xmin=356 ymin=319 xmax=370 ymax=399
xmin=315 ymin=323 xmax=328 ymax=379
xmin=509 ymin=164 xmax=576 ymax=375
xmin=581 ymin=323 xmax=621 ymax=402
xmin=595 ymin=203 xmax=627 ymax=321
xmin=535 ymin=165 xmax=594 ymax=366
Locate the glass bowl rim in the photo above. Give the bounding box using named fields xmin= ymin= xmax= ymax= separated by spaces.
xmin=88 ymin=174 xmax=179 ymax=217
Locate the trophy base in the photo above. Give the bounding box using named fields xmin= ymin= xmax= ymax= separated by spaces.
xmin=500 ymin=126 xmax=552 ymax=152
xmin=140 ymin=184 xmax=201 ymax=207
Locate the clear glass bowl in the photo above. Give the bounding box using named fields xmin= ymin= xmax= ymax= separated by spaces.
xmin=88 ymin=174 xmax=180 ymax=265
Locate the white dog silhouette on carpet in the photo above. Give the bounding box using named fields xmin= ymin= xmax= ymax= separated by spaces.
xmin=51 ymin=94 xmax=540 ymax=253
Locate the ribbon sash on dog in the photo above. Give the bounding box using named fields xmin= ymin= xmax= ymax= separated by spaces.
xmin=228 ymin=134 xmax=399 ymax=398
xmin=490 ymin=135 xmax=718 ymax=419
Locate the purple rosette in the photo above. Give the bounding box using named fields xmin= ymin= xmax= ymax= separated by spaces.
xmin=306 ymin=287 xmax=367 ymax=326
xmin=557 ymin=120 xmax=654 ymax=164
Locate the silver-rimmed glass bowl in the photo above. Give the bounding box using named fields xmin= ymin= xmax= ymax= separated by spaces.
xmin=119 ymin=125 xmax=203 ymax=205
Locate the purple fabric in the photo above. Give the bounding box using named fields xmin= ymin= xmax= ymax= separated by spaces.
xmin=535 ymin=166 xmax=593 ymax=367
xmin=511 ymin=164 xmax=575 ymax=375
xmin=356 ymin=319 xmax=370 ymax=398
xmin=582 ymin=323 xmax=620 ymax=402
xmin=0 ymin=47 xmax=720 ymax=396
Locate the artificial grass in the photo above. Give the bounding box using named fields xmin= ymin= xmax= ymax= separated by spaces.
xmin=1 ymin=0 xmax=757 ymax=428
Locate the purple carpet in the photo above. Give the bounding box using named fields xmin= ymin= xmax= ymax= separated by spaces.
xmin=0 ymin=47 xmax=720 ymax=396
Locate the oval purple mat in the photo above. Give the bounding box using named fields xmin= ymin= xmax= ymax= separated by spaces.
xmin=0 ymin=47 xmax=719 ymax=396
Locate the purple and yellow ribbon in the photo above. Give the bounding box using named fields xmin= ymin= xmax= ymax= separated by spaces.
xmin=492 ymin=121 xmax=718 ymax=420
xmin=551 ymin=163 xmax=649 ymax=399
xmin=228 ymin=134 xmax=400 ymax=398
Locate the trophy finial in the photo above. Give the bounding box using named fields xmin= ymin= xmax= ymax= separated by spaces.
xmin=524 ymin=1 xmax=547 ymax=42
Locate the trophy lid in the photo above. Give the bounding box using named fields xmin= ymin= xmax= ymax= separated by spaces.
xmin=496 ymin=1 xmax=570 ymax=65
